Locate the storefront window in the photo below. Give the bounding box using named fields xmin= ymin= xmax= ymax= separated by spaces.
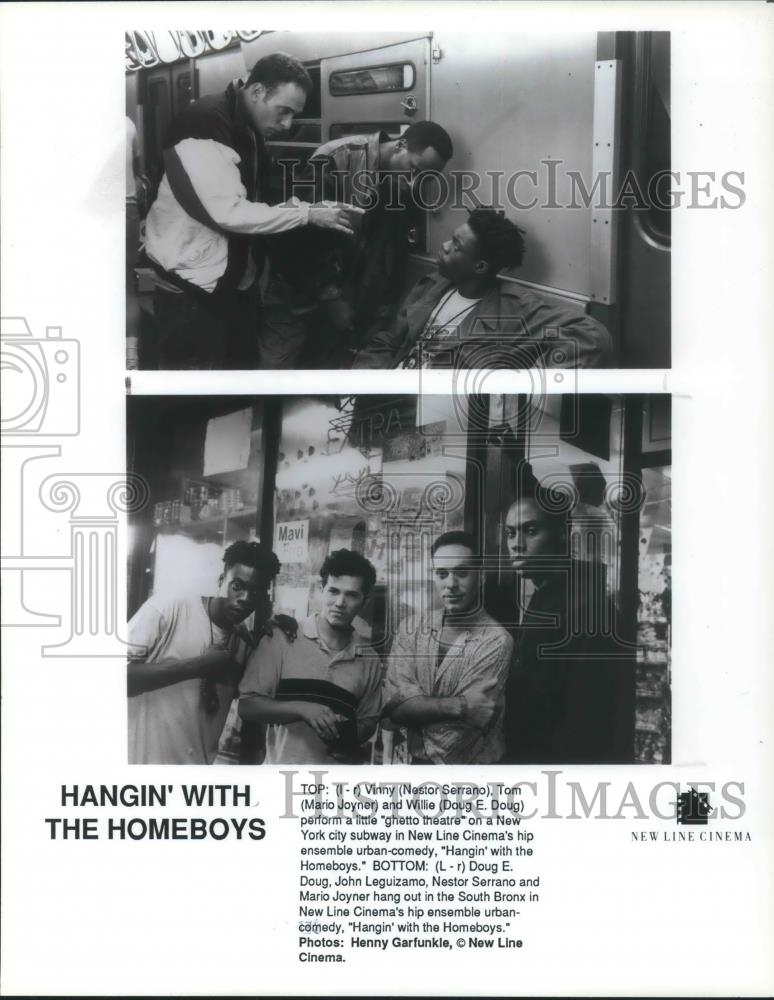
xmin=329 ymin=121 xmax=405 ymax=141
xmin=130 ymin=400 xmax=264 ymax=607
xmin=635 ymin=394 xmax=672 ymax=762
xmin=273 ymin=396 xmax=471 ymax=651
xmin=490 ymin=394 xmax=626 ymax=615
xmin=483 ymin=393 xmax=671 ymax=764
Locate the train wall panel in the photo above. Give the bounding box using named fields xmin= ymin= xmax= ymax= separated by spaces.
xmin=240 ymin=31 xmax=431 ymax=66
xmin=196 ymin=49 xmax=247 ymax=97
xmin=429 ymin=32 xmax=597 ymax=298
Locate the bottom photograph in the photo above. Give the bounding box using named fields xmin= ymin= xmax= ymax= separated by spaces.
xmin=126 ymin=392 xmax=672 ymax=768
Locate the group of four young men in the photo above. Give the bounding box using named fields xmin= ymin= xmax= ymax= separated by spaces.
xmin=141 ymin=51 xmax=612 ymax=370
xmin=128 ymin=483 xmax=632 ymax=767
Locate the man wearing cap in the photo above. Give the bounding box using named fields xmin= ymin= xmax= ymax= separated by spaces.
xmin=261 ymin=120 xmax=454 ymax=367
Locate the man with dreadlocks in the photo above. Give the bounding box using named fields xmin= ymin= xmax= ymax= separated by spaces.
xmin=353 ymin=207 xmax=613 ymax=369
xmin=127 ymin=540 xmax=284 ymax=764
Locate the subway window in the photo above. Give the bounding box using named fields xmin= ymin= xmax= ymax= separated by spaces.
xmin=300 ymin=63 xmax=321 ymax=118
xmin=329 ymin=121 xmax=405 ymax=141
xmin=329 ymin=63 xmax=416 ymax=96
xmin=280 ymin=123 xmax=322 ymax=144
xmin=278 ymin=63 xmax=321 ymax=142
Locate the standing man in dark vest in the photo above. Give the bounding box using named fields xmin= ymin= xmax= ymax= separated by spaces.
xmin=144 ymin=52 xmax=363 ymax=369
xmin=502 ymin=480 xmax=634 ymax=764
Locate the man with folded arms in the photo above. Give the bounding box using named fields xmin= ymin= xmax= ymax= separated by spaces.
xmin=238 ymin=549 xmax=382 ymax=764
xmin=383 ymin=531 xmax=513 ymax=764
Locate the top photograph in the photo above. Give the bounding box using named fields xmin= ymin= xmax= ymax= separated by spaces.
xmin=125 ymin=30 xmax=671 ymax=371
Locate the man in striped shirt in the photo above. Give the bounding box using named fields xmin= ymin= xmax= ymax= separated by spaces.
xmin=237 ymin=549 xmax=382 ymax=764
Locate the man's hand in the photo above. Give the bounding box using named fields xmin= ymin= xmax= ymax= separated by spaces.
xmin=458 ymin=693 xmax=498 ymax=731
xmin=321 ymin=295 xmax=355 ymax=335
xmin=199 ymin=646 xmax=241 ymax=683
xmin=298 ymin=703 xmax=340 ymax=743
xmin=262 ymin=614 xmax=298 ymax=643
xmin=309 ymin=202 xmax=365 ymax=237
xmin=126 ymin=336 xmax=139 ymax=370
xmin=373 ymin=303 xmax=394 ymax=322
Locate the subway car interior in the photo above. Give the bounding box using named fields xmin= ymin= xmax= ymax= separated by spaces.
xmin=126 ymin=29 xmax=671 ymax=368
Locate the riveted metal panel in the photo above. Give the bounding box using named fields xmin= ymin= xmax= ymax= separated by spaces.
xmin=320 ymin=37 xmax=430 ymax=143
xmin=590 ymin=59 xmax=622 ymax=305
xmin=428 ymin=32 xmax=598 ymax=299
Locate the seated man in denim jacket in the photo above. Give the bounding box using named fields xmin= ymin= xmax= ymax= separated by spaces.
xmin=353 ymin=207 xmax=613 ymax=370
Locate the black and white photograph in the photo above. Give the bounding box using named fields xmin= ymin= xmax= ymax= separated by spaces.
xmin=125 ymin=29 xmax=671 ymax=370
xmin=127 ymin=392 xmax=672 ymax=767
xmin=2 ymin=4 xmax=773 ymax=996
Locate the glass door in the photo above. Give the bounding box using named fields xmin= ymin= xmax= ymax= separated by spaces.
xmin=484 ymin=394 xmax=626 ymax=627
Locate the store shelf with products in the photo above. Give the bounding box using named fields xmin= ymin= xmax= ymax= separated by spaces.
xmin=636 ymin=662 xmax=669 ymax=700
xmin=635 ymin=618 xmax=671 ymax=762
xmin=151 ymin=477 xmax=259 ymax=545
xmin=156 ymin=508 xmax=259 ymax=542
xmin=127 ymin=398 xmax=267 ymax=611
xmin=634 ymin=457 xmax=671 ymax=763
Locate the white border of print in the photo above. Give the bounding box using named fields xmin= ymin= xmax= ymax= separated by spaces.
xmin=1 ymin=3 xmax=772 ymax=997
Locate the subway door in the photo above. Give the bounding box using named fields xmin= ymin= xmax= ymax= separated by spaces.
xmin=320 ymin=37 xmax=431 ymax=251
xmin=139 ymin=60 xmax=196 ymax=195
xmin=595 ymin=32 xmax=670 ymax=368
xmin=619 ymin=33 xmax=670 ymax=369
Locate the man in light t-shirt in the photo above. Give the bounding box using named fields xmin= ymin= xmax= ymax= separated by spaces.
xmin=127 ymin=540 xmax=281 ymax=764
xmin=238 ymin=549 xmax=382 ymax=764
